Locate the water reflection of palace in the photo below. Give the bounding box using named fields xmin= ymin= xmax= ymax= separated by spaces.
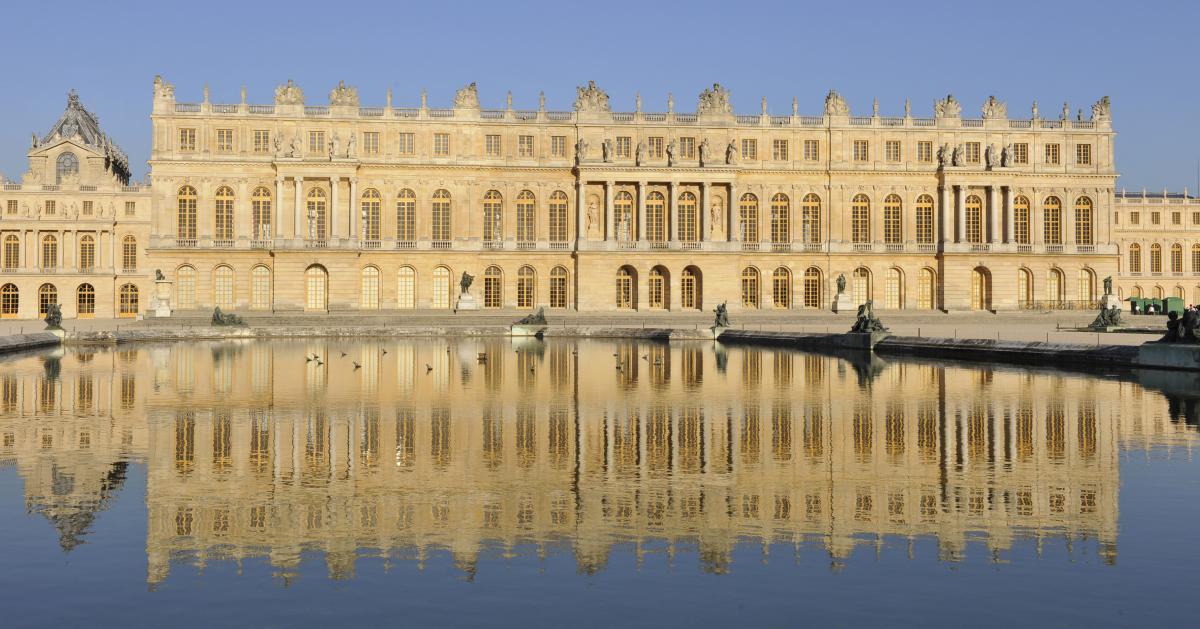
xmin=1 ymin=340 xmax=1196 ymax=584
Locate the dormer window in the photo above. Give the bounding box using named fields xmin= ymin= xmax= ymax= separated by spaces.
xmin=56 ymin=152 xmax=78 ymax=184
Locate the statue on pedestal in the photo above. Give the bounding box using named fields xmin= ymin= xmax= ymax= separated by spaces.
xmin=211 ymin=307 xmax=244 ymax=326
xmin=515 ymin=307 xmax=547 ymax=326
xmin=836 ymin=273 xmax=847 ymax=295
xmin=460 ymin=271 xmax=474 ymax=296
xmin=1103 ymin=276 xmax=1113 ymax=296
xmin=43 ymin=304 xmax=63 ymax=330
xmin=850 ymin=300 xmax=888 ymax=333
xmin=713 ymin=301 xmax=730 ymax=328
xmin=1089 ymin=305 xmax=1123 ymax=330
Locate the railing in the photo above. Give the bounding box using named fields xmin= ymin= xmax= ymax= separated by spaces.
xmin=849 ymin=116 xmax=872 ymax=126
xmin=911 ymin=118 xmax=935 ymax=127
xmin=549 ymin=241 xmax=571 ymax=250
xmin=122 ymin=185 xmax=143 ymax=193
xmin=2 ymin=184 xmax=20 ymax=191
xmin=305 ymin=106 xmax=329 ymax=116
xmin=395 ymin=240 xmax=416 ymax=250
xmin=362 ymin=239 xmax=382 ymax=249
xmin=800 ymin=116 xmax=823 ymax=126
xmin=649 ymin=241 xmax=670 ymax=250
xmin=1017 ymin=244 xmax=1033 ymax=253
xmin=427 ymin=109 xmax=455 ymax=118
xmin=675 ymin=113 xmax=698 ymax=124
xmin=516 ymin=241 xmax=536 ymax=250
xmin=853 ymin=243 xmax=874 ymax=252
xmin=611 ymin=112 xmax=634 ymax=122
xmin=681 ymin=241 xmax=702 ymax=250
xmin=176 ymin=238 xmax=197 ymax=248
xmin=617 ymin=240 xmax=638 ymax=250
xmin=917 ymin=243 xmax=937 ymax=253
xmin=1045 ymin=244 xmax=1064 ymax=253
xmin=741 ymin=242 xmax=760 ymax=252
xmin=248 ymin=105 xmax=275 ymax=115
xmin=1072 ymin=121 xmax=1094 ymax=129
xmin=480 ymin=110 xmax=505 ymax=119
xmin=803 ymin=242 xmax=824 ymax=253
xmin=42 ymin=185 xmax=60 ymax=191
xmin=880 ymin=117 xmax=905 ymax=127
xmin=1020 ymin=299 xmax=1101 ymax=311
xmin=885 ymin=243 xmax=905 ymax=253
xmin=482 ymin=240 xmax=504 ymax=250
xmin=251 ymin=239 xmax=272 ymax=249
xmin=643 ymin=113 xmax=667 ymax=122
xmin=1009 ymin=120 xmax=1032 ymax=129
xmin=304 ymin=239 xmax=327 ymax=248
xmin=212 ymin=239 xmax=234 ymax=248
xmin=770 ymin=116 xmax=790 ymax=126
xmin=969 ymin=243 xmax=990 ymax=252
xmin=394 ymin=108 xmax=420 ymax=118
xmin=735 ymin=115 xmax=758 ymax=125
xmin=1040 ymin=120 xmax=1063 ymax=129
xmin=79 ymin=185 xmax=96 ymax=192
xmin=430 ymin=240 xmax=451 ymax=250
xmin=546 ymin=111 xmax=573 ymax=121
xmin=961 ymin=119 xmax=984 ymax=128
xmin=175 ymin=103 xmax=201 ymax=113
xmin=79 ymin=265 xmax=94 ymax=273
xmin=359 ymin=107 xmax=384 ymax=117
xmin=514 ymin=110 xmax=538 ymax=121
xmin=770 ymin=242 xmax=791 ymax=252
xmin=212 ymin=104 xmax=239 ymax=113
xmin=1077 ymin=244 xmax=1096 ymax=253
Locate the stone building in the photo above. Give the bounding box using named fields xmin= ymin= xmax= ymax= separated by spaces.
xmin=1111 ymin=189 xmax=1200 ymax=303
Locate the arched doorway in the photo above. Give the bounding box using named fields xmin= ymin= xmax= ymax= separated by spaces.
xmin=305 ymin=265 xmax=328 ymax=311
xmin=681 ymin=266 xmax=701 ymax=310
xmin=483 ymin=266 xmax=503 ymax=308
xmin=971 ymin=267 xmax=991 ymax=311
xmin=118 ymin=284 xmax=139 ymax=318
xmin=1017 ymin=268 xmax=1033 ymax=308
xmin=38 ymin=283 xmax=57 ymax=317
xmin=852 ymin=267 xmax=871 ymax=305
xmin=616 ymin=266 xmax=637 ymax=310
xmin=76 ymin=284 xmax=95 ymax=319
xmin=648 ymin=266 xmax=669 ymax=310
xmin=918 ymin=268 xmax=937 ymax=310
xmin=884 ymin=268 xmax=904 ymax=309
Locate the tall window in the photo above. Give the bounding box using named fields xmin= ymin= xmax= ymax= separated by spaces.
xmin=2 ymin=235 xmax=19 ymax=270
xmin=885 ymin=268 xmax=903 ymax=309
xmin=253 ymin=130 xmax=270 ymax=154
xmin=1192 ymin=244 xmax=1200 ymax=273
xmin=305 ymin=265 xmax=328 ymax=311
xmin=118 ymin=284 xmax=138 ymax=317
xmin=77 ymin=284 xmax=95 ymax=318
xmin=681 ymin=267 xmax=699 ymax=310
xmin=251 ymin=266 xmax=271 ymax=310
xmin=177 ymin=186 xmax=197 ymax=240
xmin=1013 ymin=196 xmax=1030 ymax=244
xmin=965 ymin=195 xmax=983 ymax=243
xmin=1017 ymin=268 xmax=1033 ymax=306
xmin=214 ymin=186 xmax=234 ymax=240
xmin=803 ymin=267 xmax=822 ymax=308
xmin=517 ymin=266 xmax=536 ymax=308
xmin=851 ymin=194 xmax=870 ymax=244
xmin=483 ymin=190 xmax=503 ymax=242
xmin=853 ymin=140 xmax=869 ymax=162
xmin=1129 ymin=244 xmax=1141 ymax=273
xmin=361 ymin=189 xmax=381 ymax=240
xmin=432 ymin=266 xmax=451 ymax=309
xmin=0 ymin=284 xmax=17 ymax=318
xmin=56 ymin=152 xmax=79 ymax=184
xmin=646 ymin=192 xmax=666 ymax=242
xmin=770 ymin=194 xmax=790 ymax=244
xmin=216 ymin=129 xmax=233 ymax=153
xmin=678 ymin=192 xmax=698 ymax=242
xmin=614 ymin=191 xmax=634 ymax=241
xmin=483 ymin=266 xmax=502 ymax=308
xmin=741 ymin=267 xmax=760 ymax=309
xmin=308 ymin=130 xmax=325 ymax=154
xmin=398 ymin=133 xmax=415 ymax=155
xmin=1075 ymin=196 xmax=1093 ymax=245
xmin=1150 ymin=244 xmax=1162 ymax=274
xmin=739 ymin=194 xmax=759 ymax=243
xmin=122 ymin=236 xmax=137 ymax=272
xmin=516 ymin=191 xmax=536 ymax=242
xmin=801 ymin=194 xmax=821 ymax=243
xmin=360 ymin=266 xmax=380 ymax=309
xmin=918 ymin=268 xmax=936 ymax=310
xmin=38 ymin=283 xmax=58 ymax=316
xmin=396 ymin=267 xmax=416 ymax=309
xmin=1043 ymin=196 xmax=1062 ymax=244
xmin=214 ymin=265 xmax=234 ymax=309
xmin=41 ymin=235 xmax=57 ymax=270
xmin=549 ymin=191 xmax=569 ymax=243
xmin=648 ymin=267 xmax=667 ymax=309
xmin=1078 ymin=269 xmax=1095 ymax=301
xmin=252 ymin=187 xmax=272 ymax=240
xmin=79 ymin=235 xmax=95 ymax=271
xmin=616 ymin=267 xmax=635 ymax=309
xmin=915 ymin=195 xmax=934 ymax=244
xmin=851 ymin=268 xmax=872 ymax=305
xmin=306 ymin=189 xmax=327 ymax=240
xmin=772 ymin=267 xmax=791 ymax=308
xmin=1171 ymin=244 xmax=1184 ymax=273
xmin=431 ymin=189 xmax=451 ymax=241
xmin=1045 ymin=269 xmax=1064 ymax=302
xmin=433 ymin=132 xmax=449 ymax=156
xmin=176 ymin=266 xmax=197 ymax=309
xmin=883 ymin=195 xmax=902 ymax=244
xmin=549 ymin=266 xmax=568 ymax=308
xmin=396 ymin=189 xmax=417 ymax=241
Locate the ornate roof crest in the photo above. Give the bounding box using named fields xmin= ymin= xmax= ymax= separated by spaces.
xmin=573 ymin=80 xmax=610 ymax=112
xmin=329 ymin=80 xmax=359 ymax=107
xmin=274 ymin=79 xmax=304 ymax=105
xmin=823 ymin=90 xmax=849 ymax=116
xmin=697 ymin=83 xmax=732 ymax=115
xmin=981 ymin=95 xmax=1007 ymax=119
xmin=453 ymin=82 xmax=480 ymax=109
xmin=1092 ymin=96 xmax=1111 ymax=121
xmin=152 ymin=75 xmax=175 ymax=100
xmin=934 ymin=94 xmax=961 ymax=118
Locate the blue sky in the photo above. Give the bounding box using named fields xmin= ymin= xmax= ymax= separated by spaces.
xmin=1 ymin=0 xmax=1196 ymax=191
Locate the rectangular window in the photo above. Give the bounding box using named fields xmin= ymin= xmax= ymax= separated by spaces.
xmin=1172 ymin=211 xmax=1182 ymax=225
xmin=1076 ymin=143 xmax=1092 ymax=165
xmin=1193 ymin=212 xmax=1200 ymax=225
xmin=772 ymin=139 xmax=788 ymax=161
xmin=253 ymin=130 xmax=270 ymax=154
xmin=485 ymin=134 xmax=502 ymax=156
xmin=363 ymin=132 xmax=380 ymax=156
xmin=216 ymin=128 xmax=234 ymax=153
xmin=398 ymin=132 xmax=415 ymax=155
xmin=308 ymin=130 xmax=325 ymax=154
xmin=803 ymin=139 xmax=819 ymax=161
xmin=1013 ymin=143 xmax=1029 ymax=164
xmin=853 ymin=140 xmax=869 ymax=162
xmin=1151 ymin=211 xmax=1161 ymax=225
xmin=179 ymin=128 xmax=196 ymax=151
xmin=518 ymin=135 xmax=534 ymax=157
xmin=917 ymin=141 xmax=932 ymax=163
xmin=433 ymin=133 xmax=450 ymax=156
xmin=125 ymin=201 xmax=136 ymax=216
xmin=965 ymin=142 xmax=980 ymax=164
xmin=649 ymin=137 xmax=665 ymax=159
xmin=885 ymin=140 xmax=901 ymax=162
xmin=1130 ymin=211 xmax=1140 ymax=225
xmin=45 ymin=200 xmax=56 ymax=215
xmin=1045 ymin=143 xmax=1060 ymax=165
xmin=551 ymin=136 xmax=566 ymax=157
xmin=680 ymin=137 xmax=696 ymax=159
xmin=615 ymin=136 xmax=631 ymax=159
xmin=741 ymin=138 xmax=757 ymax=160
xmin=5 ymin=200 xmax=15 ymax=215
xmin=82 ymin=201 xmax=93 ymax=216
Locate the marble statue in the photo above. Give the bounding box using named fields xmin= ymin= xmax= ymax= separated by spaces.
xmin=454 ymin=82 xmax=480 ymax=109
xmin=934 ymin=94 xmax=962 ymax=118
xmin=981 ymin=95 xmax=1007 ymax=119
xmin=274 ymin=79 xmax=304 ymax=105
xmin=726 ymin=139 xmax=738 ymax=165
xmin=329 ymin=134 xmax=340 ymax=159
xmin=602 ymin=139 xmax=613 ymax=163
xmin=1001 ymin=143 xmax=1014 ymax=167
xmin=575 ymin=138 xmax=588 ymax=164
xmin=666 ymin=139 xmax=677 ymax=166
xmin=937 ymin=143 xmax=951 ymax=167
xmin=290 ymin=133 xmax=303 ymax=158
xmin=951 ymin=144 xmax=964 ymax=167
xmin=1092 ymin=96 xmax=1111 ymax=122
xmin=329 ymin=80 xmax=359 ymax=107
xmin=573 ymin=81 xmax=610 ymax=112
xmin=635 ymin=140 xmax=646 ymax=166
xmin=699 ymin=138 xmax=712 ymax=166
xmin=697 ymin=83 xmax=733 ymax=115
xmin=346 ymin=133 xmax=357 ymax=158
xmin=985 ymin=144 xmax=999 ymax=169
xmin=824 ymin=90 xmax=849 ymax=116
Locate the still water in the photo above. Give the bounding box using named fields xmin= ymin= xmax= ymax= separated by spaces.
xmin=1 ymin=338 xmax=1198 ymax=627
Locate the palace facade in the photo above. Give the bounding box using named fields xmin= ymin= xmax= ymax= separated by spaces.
xmin=2 ymin=77 xmax=1171 ymax=319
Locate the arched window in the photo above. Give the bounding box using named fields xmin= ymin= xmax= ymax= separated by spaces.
xmin=361 ymin=189 xmax=382 ymax=241
xmin=549 ymin=191 xmax=569 ymax=243
xmin=306 ymin=188 xmax=327 ymax=240
xmin=1046 ymin=268 xmax=1065 ymax=304
xmin=1079 ymin=268 xmax=1096 ymax=302
xmin=741 ymin=267 xmax=760 ymax=309
xmin=803 ymin=267 xmax=822 ymax=309
xmin=1075 ymin=197 xmax=1094 ymax=245
xmin=883 ymin=195 xmax=902 ymax=245
xmin=397 ymin=266 xmax=416 ymax=309
xmin=76 ymin=283 xmax=95 ymax=318
xmin=360 ymin=266 xmax=380 ymax=309
xmin=885 ymin=268 xmax=904 ymax=309
xmin=614 ymin=191 xmax=634 ymax=242
xmin=1129 ymin=243 xmax=1142 ymax=273
xmin=965 ymin=195 xmax=983 ymax=243
xmin=56 ymin=152 xmax=78 ymax=184
xmin=1150 ymin=243 xmax=1163 ymax=274
xmin=681 ymin=266 xmax=701 ymax=310
xmin=38 ymin=283 xmax=58 ymax=317
xmin=516 ymin=190 xmax=536 ymax=243
xmin=648 ymin=267 xmax=668 ymax=309
xmin=122 ymin=235 xmax=137 ymax=272
xmin=214 ymin=186 xmax=234 ymax=241
xmin=213 ymin=265 xmax=234 ymax=309
xmin=118 ymin=284 xmax=138 ymax=318
xmin=177 ymin=186 xmax=197 ymax=241
xmin=431 ymin=189 xmax=452 ymax=241
xmin=770 ymin=193 xmax=790 ymax=244
xmin=176 ymin=265 xmax=197 ymax=309
xmin=483 ymin=190 xmax=503 ymax=242
xmin=851 ymin=194 xmax=870 ymax=244
xmin=517 ymin=266 xmax=536 ymax=308
xmin=1154 ymin=286 xmax=1164 ymax=300
xmin=252 ymin=187 xmax=272 ymax=240
xmin=1043 ymin=196 xmax=1062 ymax=245
xmin=679 ymin=192 xmax=699 ymax=242
xmin=915 ymin=195 xmax=935 ymax=244
xmin=918 ymin=268 xmax=937 ymax=310
xmin=251 ymin=265 xmax=271 ymax=310
xmin=483 ymin=266 xmax=503 ymax=308
xmin=852 ymin=267 xmax=871 ymax=305
xmin=41 ymin=235 xmax=58 ymax=270
xmin=0 ymin=283 xmax=17 ymax=318
xmin=772 ymin=267 xmax=791 ymax=308
xmin=646 ymin=192 xmax=667 ymax=242
xmin=1176 ymin=285 xmax=1186 ymax=299
xmin=739 ymin=194 xmax=759 ymax=243
xmin=1017 ymin=268 xmax=1033 ymax=308
xmin=305 ymin=265 xmax=328 ymax=311
xmin=971 ymin=268 xmax=991 ymax=311
xmin=1132 ymin=285 xmax=1143 ymax=298
xmin=549 ymin=266 xmax=569 ymax=309
xmin=801 ymin=194 xmax=822 ymax=244
xmin=2 ymin=235 xmax=18 ymax=270
xmin=78 ymin=235 xmax=95 ymax=271
xmin=1171 ymin=244 xmax=1184 ymax=273
xmin=616 ymin=266 xmax=636 ymax=310
xmin=396 ymin=189 xmax=416 ymax=241
xmin=432 ymin=266 xmax=451 ymax=309
xmin=1192 ymin=244 xmax=1200 ymax=274
xmin=1013 ymin=196 xmax=1031 ymax=244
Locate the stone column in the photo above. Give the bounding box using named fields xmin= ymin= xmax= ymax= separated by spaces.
xmin=636 ymin=182 xmax=645 ymax=242
xmin=349 ymin=178 xmax=359 ymax=241
xmin=576 ymin=179 xmax=585 ymax=244
xmin=939 ymin=185 xmax=950 ymax=244
xmin=700 ymin=182 xmax=710 ymax=242
xmin=331 ymin=177 xmax=341 ymax=240
xmin=605 ymin=181 xmax=615 ymax=242
xmin=293 ymin=178 xmax=303 ymax=239
xmin=729 ymin=183 xmax=740 ymax=242
xmin=988 ymin=185 xmax=999 ymax=244
xmin=275 ymin=177 xmax=284 ymax=241
xmin=955 ymin=185 xmax=965 ymax=243
xmin=237 ymin=179 xmax=250 ymax=243
xmin=1004 ymin=186 xmax=1014 ymax=244
xmin=668 ymin=182 xmax=678 ymax=241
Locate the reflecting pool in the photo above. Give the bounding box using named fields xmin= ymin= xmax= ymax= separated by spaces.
xmin=1 ymin=339 xmax=1198 ymax=627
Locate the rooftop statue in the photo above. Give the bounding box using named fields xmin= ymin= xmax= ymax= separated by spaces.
xmin=981 ymin=95 xmax=1007 ymax=119
xmin=934 ymin=94 xmax=962 ymax=118
xmin=697 ymin=83 xmax=733 ymax=115
xmin=329 ymin=80 xmax=359 ymax=107
xmin=453 ymin=82 xmax=480 ymax=109
xmin=1092 ymin=96 xmax=1112 ymax=122
xmin=152 ymin=75 xmax=175 ymax=100
xmin=850 ymin=300 xmax=888 ymax=334
xmin=824 ymin=90 xmax=849 ymax=116
xmin=274 ymin=79 xmax=304 ymax=105
xmin=573 ymin=80 xmax=610 ymax=112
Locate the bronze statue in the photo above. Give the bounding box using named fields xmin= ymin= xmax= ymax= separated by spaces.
xmin=211 ymin=307 xmax=244 ymax=326
xmin=1088 ymin=305 xmax=1122 ymax=330
xmin=43 ymin=303 xmax=63 ymax=330
xmin=460 ymin=271 xmax=474 ymax=295
xmin=515 ymin=307 xmax=547 ymax=326
xmin=835 ymin=273 xmax=847 ymax=295
xmin=850 ymin=300 xmax=888 ymax=333
xmin=713 ymin=301 xmax=730 ymax=328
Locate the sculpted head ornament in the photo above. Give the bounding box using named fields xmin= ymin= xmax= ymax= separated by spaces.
xmin=824 ymin=90 xmax=849 ymax=116
xmin=573 ymin=80 xmax=610 ymax=112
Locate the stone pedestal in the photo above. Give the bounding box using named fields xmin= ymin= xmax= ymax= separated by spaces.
xmin=455 ymin=293 xmax=479 ymax=311
xmin=46 ymin=328 xmax=66 ymax=340
xmin=836 ymin=331 xmax=891 ymax=350
xmin=510 ymin=324 xmax=547 ymax=338
xmin=709 ymin=324 xmax=729 ymax=340
xmin=831 ymin=293 xmax=854 ymax=314
xmin=1137 ymin=342 xmax=1200 ymax=370
xmin=152 ymin=280 xmax=173 ymax=318
xmin=1100 ymin=294 xmax=1121 ymax=310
